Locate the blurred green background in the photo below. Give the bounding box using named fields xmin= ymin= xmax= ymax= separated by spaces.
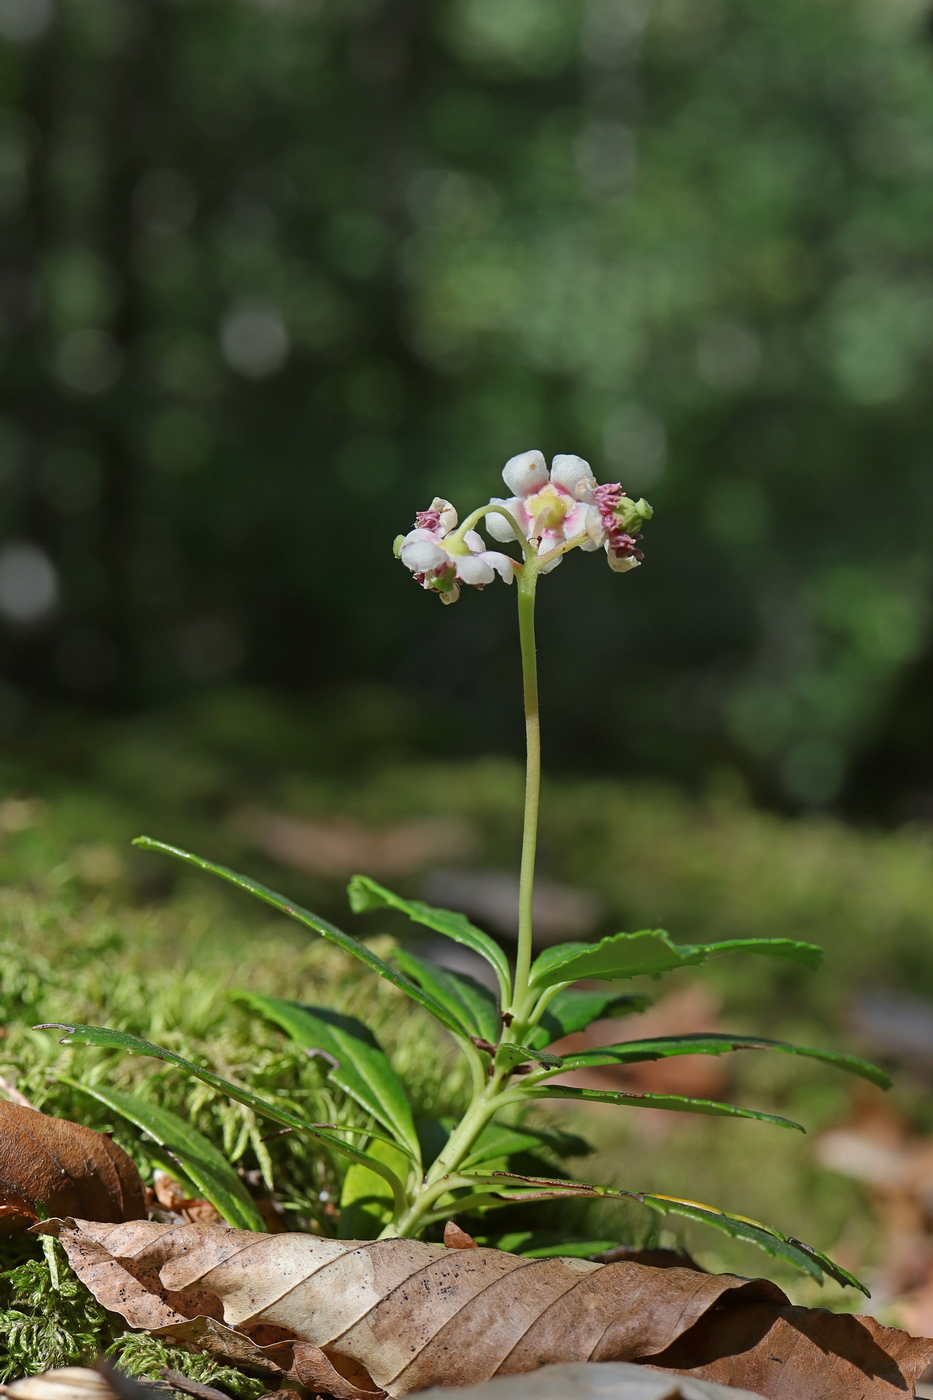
xmin=0 ymin=0 xmax=930 ymax=811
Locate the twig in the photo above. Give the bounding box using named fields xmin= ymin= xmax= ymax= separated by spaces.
xmin=159 ymin=1371 xmax=231 ymax=1400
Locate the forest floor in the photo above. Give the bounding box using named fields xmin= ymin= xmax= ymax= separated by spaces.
xmin=3 ymin=686 xmax=933 ymax=1377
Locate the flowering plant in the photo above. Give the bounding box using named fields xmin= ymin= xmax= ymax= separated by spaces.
xmin=41 ymin=452 xmax=886 ymax=1291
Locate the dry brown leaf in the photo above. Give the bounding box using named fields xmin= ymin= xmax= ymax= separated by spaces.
xmin=0 ymin=1104 xmax=145 ymax=1233
xmin=1 ymin=1367 xmax=156 ymax=1400
xmin=38 ymin=1218 xmax=933 ymax=1398
xmin=415 ymin=1361 xmax=771 ymax=1398
xmin=651 ymin=1300 xmax=932 ymax=1399
xmin=0 ymin=1369 xmax=116 ymax=1400
xmin=443 ymin=1220 xmax=478 ymax=1249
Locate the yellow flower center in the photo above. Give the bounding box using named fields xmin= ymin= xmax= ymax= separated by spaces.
xmin=526 ymin=483 xmax=570 ymax=532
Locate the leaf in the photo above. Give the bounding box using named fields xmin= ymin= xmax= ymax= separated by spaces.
xmin=527 ymin=989 xmax=652 ymax=1049
xmin=372 ymin=1361 xmax=779 ymax=1399
xmin=130 ymin=838 xmax=465 ymax=1038
xmin=529 ymin=930 xmax=822 ymax=991
xmin=57 ymin=1075 xmax=265 ymax=1232
xmin=232 ymin=992 xmax=420 ymax=1160
xmin=35 ymin=1023 xmax=408 ymax=1214
xmin=445 ymin=1174 xmax=865 ymax=1294
xmin=1 ymin=1366 xmax=158 ymax=1400
xmin=339 ymin=1138 xmax=413 ymax=1241
xmin=630 ymin=1193 xmax=867 ymax=1293
xmin=391 ymin=947 xmax=501 ymax=1045
xmin=459 ymin=1123 xmax=591 ymax=1172
xmin=475 ymin=1232 xmax=622 ymax=1259
xmin=496 ymin=1042 xmax=564 ymax=1070
xmin=0 ymin=1101 xmax=145 ymax=1232
xmin=519 ymin=1084 xmax=805 ymax=1132
xmin=42 ymin=1219 xmax=933 ymax=1399
xmin=347 ymin=874 xmax=511 ymax=1003
xmin=551 ymin=1034 xmax=891 ymax=1089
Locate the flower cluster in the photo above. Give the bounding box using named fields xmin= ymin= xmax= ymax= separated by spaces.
xmin=487 ymin=451 xmax=651 ymax=573
xmin=394 ymin=498 xmax=515 ymax=605
xmin=396 ymin=452 xmax=652 ymax=600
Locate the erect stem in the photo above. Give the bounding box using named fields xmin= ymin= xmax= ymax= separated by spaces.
xmin=511 ymin=562 xmax=541 ymax=1015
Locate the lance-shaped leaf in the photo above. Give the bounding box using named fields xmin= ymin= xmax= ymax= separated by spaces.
xmin=517 ymin=1084 xmax=805 ymax=1131
xmin=35 ymin=1023 xmax=408 ymax=1214
xmin=476 ymin=1231 xmax=622 ymax=1258
xmin=547 ymin=1033 xmax=890 ymax=1088
xmin=459 ymin=1122 xmax=592 ymax=1171
xmin=232 ymin=993 xmax=420 ymax=1160
xmin=496 ymin=1042 xmax=564 ymax=1071
xmin=132 ymin=838 xmax=464 ymax=1038
xmin=530 ymin=928 xmax=822 ymax=991
xmin=632 ymin=1192 xmax=870 ymax=1295
xmin=347 ymin=874 xmax=511 ymax=1004
xmin=391 ymin=947 xmax=500 ymax=1045
xmin=441 ymin=1172 xmax=869 ymax=1294
xmin=527 ymin=988 xmax=652 ymax=1049
xmin=340 ymin=1137 xmax=413 ymax=1241
xmin=58 ymin=1074 xmax=265 ymax=1232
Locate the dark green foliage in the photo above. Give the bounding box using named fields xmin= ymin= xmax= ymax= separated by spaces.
xmin=0 ymin=0 xmax=931 ymax=811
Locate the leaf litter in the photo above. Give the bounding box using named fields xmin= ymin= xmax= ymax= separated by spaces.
xmin=35 ymin=1219 xmax=933 ymax=1399
xmin=0 ymin=1104 xmax=145 ymax=1233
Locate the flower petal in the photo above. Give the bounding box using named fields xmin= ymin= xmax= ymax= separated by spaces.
xmin=430 ymin=497 xmax=459 ymax=534
xmin=581 ymin=503 xmax=604 ymax=549
xmin=456 ymin=554 xmax=495 ymax=586
xmin=486 ymin=498 xmax=528 ymax=542
xmin=502 ymin=450 xmax=548 ymax=497
xmin=480 ymin=551 xmax=516 ymax=583
xmin=606 ymin=546 xmax=641 ymax=572
xmin=463 ymin=529 xmax=486 ymax=552
xmin=550 ymin=454 xmax=596 ymax=499
xmin=400 ymin=539 xmax=448 ymax=572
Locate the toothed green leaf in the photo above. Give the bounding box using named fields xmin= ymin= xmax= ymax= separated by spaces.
xmin=131 ymin=838 xmax=464 ymax=1038
xmin=391 ymin=947 xmax=501 ymax=1044
xmin=550 ymin=1033 xmax=890 ymax=1088
xmin=232 ymin=992 xmax=420 ymax=1160
xmin=57 ymin=1074 xmax=265 ymax=1233
xmin=35 ymin=1022 xmax=408 ymax=1213
xmin=348 ymin=873 xmax=510 ymax=1002
xmin=530 ymin=928 xmax=822 ymax=990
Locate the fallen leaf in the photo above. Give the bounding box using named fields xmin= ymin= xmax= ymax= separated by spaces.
xmin=0 ymin=1370 xmax=115 ymax=1400
xmin=414 ymin=1360 xmax=769 ymax=1398
xmin=651 ymin=1301 xmax=932 ymax=1399
xmin=1 ymin=1368 xmax=156 ymax=1400
xmin=444 ymin=1220 xmax=478 ymax=1249
xmin=0 ymin=1103 xmax=145 ymax=1232
xmin=37 ymin=1218 xmax=933 ymax=1398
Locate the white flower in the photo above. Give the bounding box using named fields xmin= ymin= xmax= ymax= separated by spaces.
xmin=485 ymin=451 xmax=602 ymax=572
xmin=486 ymin=450 xmax=648 ymax=572
xmin=396 ymin=497 xmax=515 ymax=604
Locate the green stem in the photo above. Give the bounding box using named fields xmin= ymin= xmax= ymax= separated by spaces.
xmin=451 ymin=504 xmax=534 ymax=559
xmin=511 ymin=563 xmax=541 ymax=1015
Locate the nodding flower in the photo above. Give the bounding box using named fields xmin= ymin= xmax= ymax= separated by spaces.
xmin=395 ymin=497 xmax=516 ymax=604
xmin=485 ymin=450 xmax=652 ymax=573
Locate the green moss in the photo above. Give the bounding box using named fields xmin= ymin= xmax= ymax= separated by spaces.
xmin=109 ymin=1334 xmax=266 ymax=1399
xmin=0 ymin=1242 xmax=118 ymax=1381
